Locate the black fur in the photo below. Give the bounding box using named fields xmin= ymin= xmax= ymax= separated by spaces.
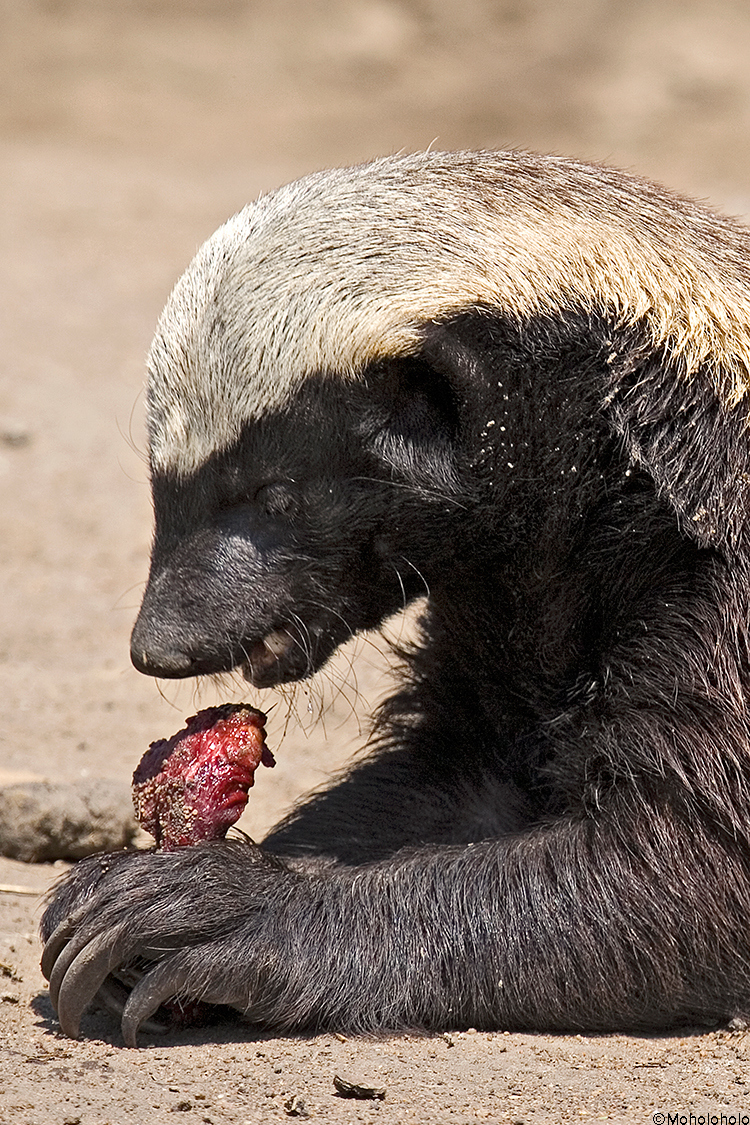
xmin=42 ymin=302 xmax=750 ymax=1042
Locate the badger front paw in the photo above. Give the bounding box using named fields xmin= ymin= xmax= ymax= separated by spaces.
xmin=40 ymin=840 xmax=300 ymax=1046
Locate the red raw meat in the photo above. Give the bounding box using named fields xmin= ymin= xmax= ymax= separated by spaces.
xmin=132 ymin=704 xmax=274 ymax=850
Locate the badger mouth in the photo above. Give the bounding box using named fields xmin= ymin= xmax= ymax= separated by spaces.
xmin=244 ymin=628 xmax=296 ymax=676
xmin=241 ymin=618 xmax=350 ymax=688
xmin=241 ymin=626 xmax=317 ymax=688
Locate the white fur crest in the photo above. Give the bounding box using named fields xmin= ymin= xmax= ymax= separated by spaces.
xmin=147 ymin=150 xmax=750 ymax=475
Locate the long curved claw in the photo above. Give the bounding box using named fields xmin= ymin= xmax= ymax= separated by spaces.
xmin=121 ymin=959 xmax=192 ymax=1047
xmin=40 ymin=918 xmax=75 ymax=983
xmin=52 ymin=926 xmax=129 ymax=1039
xmin=47 ymin=925 xmax=96 ymax=1012
xmin=96 ymin=974 xmax=172 ymax=1037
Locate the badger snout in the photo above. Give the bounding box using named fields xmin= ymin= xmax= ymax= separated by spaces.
xmin=130 ymin=610 xmax=296 ymax=681
xmin=130 ymin=574 xmax=236 ymax=679
xmin=129 ymin=514 xmax=297 ymax=680
xmin=129 ymin=511 xmax=354 ymax=686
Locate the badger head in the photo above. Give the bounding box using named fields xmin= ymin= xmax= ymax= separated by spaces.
xmin=130 ymin=151 xmax=750 ymax=686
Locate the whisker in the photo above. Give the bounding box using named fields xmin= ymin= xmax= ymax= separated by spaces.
xmin=153 ymin=678 xmax=185 ymax=712
xmin=351 ymin=475 xmax=469 ymax=510
xmin=398 ymin=555 xmax=431 ymax=598
xmin=289 ymin=611 xmax=315 ymax=675
xmin=390 ymin=563 xmax=408 ymax=611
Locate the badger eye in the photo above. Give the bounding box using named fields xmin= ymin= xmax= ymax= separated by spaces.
xmin=254 ymin=481 xmax=299 ymax=518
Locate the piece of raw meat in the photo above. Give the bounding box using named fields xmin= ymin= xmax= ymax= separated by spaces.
xmin=132 ymin=704 xmax=274 ymax=850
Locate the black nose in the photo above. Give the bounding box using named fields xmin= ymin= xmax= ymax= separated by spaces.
xmin=130 ymin=602 xmax=237 ymax=679
xmin=129 ymin=640 xmax=196 ymax=678
xmin=130 ymin=605 xmax=204 ymax=678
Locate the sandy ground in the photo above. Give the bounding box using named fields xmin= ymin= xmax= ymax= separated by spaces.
xmin=5 ymin=1 xmax=750 ymax=1121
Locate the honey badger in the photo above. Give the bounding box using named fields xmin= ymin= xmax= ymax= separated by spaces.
xmin=42 ymin=150 xmax=750 ymax=1044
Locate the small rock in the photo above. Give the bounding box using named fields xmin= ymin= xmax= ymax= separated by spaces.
xmin=333 ymin=1073 xmax=386 ymax=1100
xmin=0 ymin=779 xmax=137 ymax=862
xmin=284 ymin=1094 xmax=310 ymax=1117
xmin=0 ymin=420 xmax=32 ymax=449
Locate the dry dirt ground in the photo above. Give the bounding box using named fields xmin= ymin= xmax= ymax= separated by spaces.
xmin=5 ymin=2 xmax=750 ymax=1122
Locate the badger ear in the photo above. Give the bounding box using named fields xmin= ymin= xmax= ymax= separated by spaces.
xmin=606 ymin=354 xmax=750 ymax=553
xmin=363 ymin=355 xmax=461 ymax=495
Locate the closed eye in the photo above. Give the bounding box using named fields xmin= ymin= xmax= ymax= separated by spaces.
xmin=254 ymin=481 xmax=300 ymax=519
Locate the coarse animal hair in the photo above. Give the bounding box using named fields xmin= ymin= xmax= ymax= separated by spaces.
xmin=41 ymin=150 xmax=750 ymax=1044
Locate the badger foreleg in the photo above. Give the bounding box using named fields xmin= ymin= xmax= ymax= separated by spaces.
xmin=40 ymin=806 xmax=750 ymax=1045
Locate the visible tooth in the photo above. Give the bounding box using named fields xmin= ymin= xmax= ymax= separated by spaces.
xmin=241 ymin=630 xmax=294 ymax=681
